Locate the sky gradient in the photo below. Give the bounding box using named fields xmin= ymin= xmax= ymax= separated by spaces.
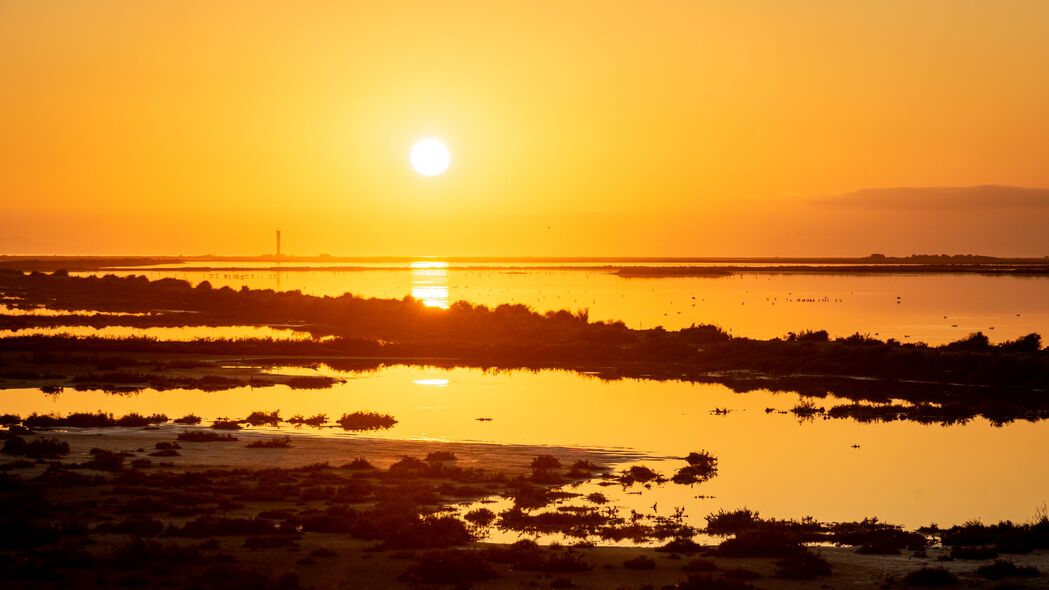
xmin=2 ymin=1 xmax=1048 ymax=256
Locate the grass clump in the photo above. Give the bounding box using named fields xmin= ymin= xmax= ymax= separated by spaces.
xmin=464 ymin=508 xmax=496 ymax=526
xmin=342 ymin=457 xmax=374 ymax=470
xmin=774 ymin=550 xmax=831 ymax=579
xmin=1 ymin=436 xmax=70 ymax=458
xmin=624 ymin=555 xmax=657 ymax=570
xmin=177 ymin=431 xmax=238 ymax=443
xmin=426 ymin=450 xmax=457 ymax=462
xmin=211 ymin=419 xmax=242 ymax=431
xmin=399 ymin=549 xmax=497 ymax=584
xmin=243 ymin=410 xmax=281 ymax=426
xmin=974 ymin=559 xmax=1040 ymax=580
xmin=287 ymin=414 xmax=326 ymax=427
xmin=902 ymin=566 xmax=959 ymax=586
xmin=246 ymin=436 xmax=293 ymax=449
xmin=673 ymin=450 xmax=719 ymax=485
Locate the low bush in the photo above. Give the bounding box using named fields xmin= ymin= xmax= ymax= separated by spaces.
xmin=246 ymin=436 xmax=293 ymax=449
xmin=974 ymin=559 xmax=1041 ymax=580
xmin=774 ymin=550 xmax=831 ymax=579
xmin=177 ymin=431 xmax=238 ymax=443
xmin=624 ymin=555 xmax=657 ymax=569
xmin=244 ymin=411 xmax=281 ymax=427
xmin=902 ymin=566 xmax=959 ymax=586
xmin=399 ymin=549 xmax=497 ymax=584
xmin=337 ymin=412 xmax=397 ymax=430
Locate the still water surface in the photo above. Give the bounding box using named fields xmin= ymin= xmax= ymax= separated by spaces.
xmin=76 ymin=264 xmax=1049 ymax=345
xmin=5 ymin=365 xmax=1046 ymax=531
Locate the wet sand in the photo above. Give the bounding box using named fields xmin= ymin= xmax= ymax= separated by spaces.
xmin=4 ymin=427 xmax=1049 ymax=588
xmin=46 ymin=426 xmax=646 ymax=473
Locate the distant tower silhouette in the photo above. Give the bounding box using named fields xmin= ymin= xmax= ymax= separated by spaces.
xmin=276 ymin=230 xmax=281 ymax=258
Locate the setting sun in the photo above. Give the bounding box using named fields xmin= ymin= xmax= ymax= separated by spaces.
xmin=2 ymin=3 xmax=1049 ymax=588
xmin=409 ymin=138 xmax=451 ymax=177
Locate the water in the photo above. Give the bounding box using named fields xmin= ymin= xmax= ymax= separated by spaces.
xmin=75 ymin=264 xmax=1049 ymax=345
xmin=0 ymin=325 xmax=319 ymax=341
xmin=6 ymin=265 xmax=1049 ymax=539
xmin=5 ymin=364 xmax=1047 ymax=531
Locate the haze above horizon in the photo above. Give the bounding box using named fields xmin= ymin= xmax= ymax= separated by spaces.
xmin=2 ymin=2 xmax=1049 ymax=257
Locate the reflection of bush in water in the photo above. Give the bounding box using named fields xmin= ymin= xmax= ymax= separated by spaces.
xmin=336 ymin=411 xmax=396 ymax=430
xmin=177 ymin=431 xmax=238 ymax=442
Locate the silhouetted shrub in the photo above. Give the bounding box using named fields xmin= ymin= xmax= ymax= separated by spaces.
xmin=465 ymin=508 xmax=496 ymax=526
xmin=657 ymin=538 xmax=703 ymax=554
xmin=426 ymin=450 xmax=457 ymax=462
xmin=998 ymin=333 xmax=1042 ymax=352
xmin=176 ymin=516 xmax=294 ymax=538
xmin=115 ymin=413 xmax=168 ymax=427
xmin=177 ymin=431 xmax=238 ymax=442
xmin=774 ymin=550 xmax=831 ymax=579
xmin=945 ymin=332 xmax=991 ymax=351
xmin=287 ymin=414 xmax=326 ymax=426
xmin=173 ymin=414 xmax=202 ymax=425
xmin=902 ymin=566 xmax=959 ymax=586
xmin=675 ymin=574 xmax=759 ymax=590
xmin=950 ymin=545 xmax=998 ymax=560
xmin=382 ymin=516 xmax=473 ymax=549
xmin=705 ymin=508 xmax=761 ymax=535
xmin=244 ymin=411 xmax=280 ymax=426
xmin=211 ymin=419 xmax=242 ymax=430
xmin=531 ymin=455 xmax=561 ymax=470
xmin=716 ymin=529 xmax=805 ymax=558
xmin=2 ymin=436 xmax=70 ymax=458
xmin=674 ymin=451 xmax=719 ymax=484
xmin=149 ymin=449 xmax=180 ymax=457
xmin=337 ymin=412 xmax=396 ymax=430
xmin=624 ymin=555 xmax=657 ymax=569
xmin=620 ymin=465 xmax=662 ymax=485
xmin=974 ymin=559 xmax=1040 ymax=579
xmin=246 ymin=436 xmax=292 ymax=449
xmin=681 ymin=558 xmax=719 ymax=572
xmin=399 ymin=549 xmax=497 ymax=584
xmin=342 ymin=457 xmax=373 ymax=470
xmin=787 ymin=330 xmax=829 ymax=342
xmin=84 ymin=448 xmax=127 ymax=471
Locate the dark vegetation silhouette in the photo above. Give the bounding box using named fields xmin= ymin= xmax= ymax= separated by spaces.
xmin=2 ymin=272 xmax=1048 ymax=424
xmin=901 ymin=566 xmax=959 ymax=586
xmin=246 ymin=437 xmax=293 ymax=449
xmin=336 ymin=412 xmax=397 ymax=431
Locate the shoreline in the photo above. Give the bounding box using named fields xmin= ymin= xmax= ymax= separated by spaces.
xmin=2 ymin=426 xmax=1048 ymax=588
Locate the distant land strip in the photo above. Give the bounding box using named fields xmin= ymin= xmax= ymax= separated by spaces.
xmin=0 ymin=270 xmax=1046 ymax=428
xmin=3 ymin=254 xmax=1049 ymax=273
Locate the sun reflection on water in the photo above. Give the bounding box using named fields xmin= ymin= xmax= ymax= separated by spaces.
xmin=413 ymin=378 xmax=450 ymax=387
xmin=410 ymin=260 xmax=449 ymax=308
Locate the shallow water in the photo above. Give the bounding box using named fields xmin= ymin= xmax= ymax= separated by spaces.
xmin=5 ymin=365 xmax=1047 ymax=532
xmin=75 ymin=265 xmax=1049 ymax=345
xmin=0 ymin=324 xmax=319 ymax=341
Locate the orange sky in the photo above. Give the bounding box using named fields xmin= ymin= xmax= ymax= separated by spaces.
xmin=2 ymin=1 xmax=1049 ymax=256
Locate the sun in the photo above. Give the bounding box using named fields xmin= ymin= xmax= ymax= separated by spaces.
xmin=409 ymin=138 xmax=451 ymax=176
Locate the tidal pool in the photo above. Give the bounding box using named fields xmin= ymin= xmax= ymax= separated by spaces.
xmin=4 ymin=364 xmax=1046 ymax=534
xmin=74 ymin=265 xmax=1049 ymax=345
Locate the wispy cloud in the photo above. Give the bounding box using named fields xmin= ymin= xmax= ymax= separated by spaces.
xmin=814 ymin=185 xmax=1049 ymax=210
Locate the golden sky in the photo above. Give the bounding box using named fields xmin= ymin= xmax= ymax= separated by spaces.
xmin=2 ymin=1 xmax=1049 ymax=256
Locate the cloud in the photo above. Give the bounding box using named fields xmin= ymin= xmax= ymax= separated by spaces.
xmin=814 ymin=185 xmax=1049 ymax=210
